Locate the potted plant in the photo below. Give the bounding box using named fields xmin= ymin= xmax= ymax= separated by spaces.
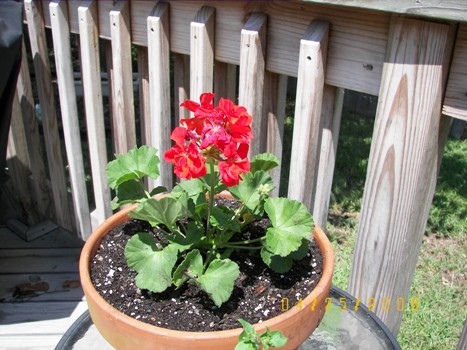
xmin=79 ymin=93 xmax=334 ymax=349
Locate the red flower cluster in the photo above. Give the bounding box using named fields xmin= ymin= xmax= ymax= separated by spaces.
xmin=164 ymin=93 xmax=253 ymax=187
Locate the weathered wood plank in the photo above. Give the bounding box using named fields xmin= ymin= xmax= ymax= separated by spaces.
xmin=7 ymin=94 xmax=39 ymax=225
xmin=0 ymin=273 xmax=83 ymax=302
xmin=41 ymin=1 xmax=392 ymax=96
xmin=239 ymin=13 xmax=268 ymax=156
xmin=137 ymin=46 xmax=150 ymax=146
xmin=0 ymin=249 xmax=80 ymax=274
xmin=24 ymin=0 xmax=72 ymax=231
xmin=15 ymin=39 xmax=51 ymax=220
xmin=300 ymin=0 xmax=467 ymax=22
xmin=443 ymin=24 xmax=467 ymax=121
xmin=173 ymin=53 xmax=190 ymax=123
xmin=313 ymin=86 xmax=344 ymax=228
xmin=0 ymin=300 xmax=87 ymax=330
xmin=348 ymin=17 xmax=454 ymax=335
xmin=265 ymin=73 xmax=288 ymax=197
xmin=0 ymin=335 xmax=63 ymax=350
xmin=50 ymin=0 xmax=92 ymax=240
xmin=148 ymin=3 xmax=172 ymax=190
xmin=214 ymin=62 xmax=237 ymax=104
xmin=109 ymin=0 xmax=136 ymax=154
xmin=78 ymin=0 xmax=113 ymax=228
xmin=0 ymin=228 xmax=83 ymax=249
xmin=288 ymin=20 xmax=330 ymax=211
xmin=190 ymin=6 xmax=215 ymax=101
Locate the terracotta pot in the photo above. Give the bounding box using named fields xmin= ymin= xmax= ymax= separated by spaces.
xmin=79 ymin=193 xmax=334 ymax=350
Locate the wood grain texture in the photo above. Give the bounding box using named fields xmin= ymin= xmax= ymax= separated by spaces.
xmin=137 ymin=46 xmax=150 ymax=146
xmin=287 ymin=20 xmax=330 ymax=211
xmin=348 ymin=17 xmax=454 ymax=335
xmin=173 ymin=53 xmax=190 ymax=123
xmin=6 ymin=95 xmax=39 ymax=225
xmin=50 ymin=0 xmax=92 ymax=240
xmin=109 ymin=0 xmax=136 ymax=154
xmin=313 ymin=86 xmax=344 ymax=228
xmin=148 ymin=3 xmax=173 ymax=190
xmin=265 ymin=73 xmax=288 ymax=197
xmin=239 ymin=13 xmax=268 ymax=157
xmin=190 ymin=6 xmax=215 ymax=101
xmin=78 ymin=0 xmax=113 ymax=228
xmin=300 ymin=0 xmax=467 ymax=22
xmin=214 ymin=62 xmax=237 ymax=104
xmin=15 ymin=40 xmax=51 ymax=220
xmin=443 ymin=24 xmax=467 ymax=121
xmin=24 ymin=0 xmax=72 ymax=231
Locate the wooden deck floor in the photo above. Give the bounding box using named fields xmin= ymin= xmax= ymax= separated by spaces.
xmin=0 ymin=226 xmax=87 ymax=349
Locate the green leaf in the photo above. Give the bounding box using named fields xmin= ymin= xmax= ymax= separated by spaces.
xmin=124 ymin=233 xmax=178 ymax=293
xmin=150 ymin=186 xmax=167 ymax=197
xmin=230 ymin=171 xmax=273 ymax=217
xmin=172 ymin=249 xmax=203 ymax=287
xmin=106 ymin=146 xmax=160 ymax=189
xmin=250 ymin=153 xmax=280 ymax=174
xmin=129 ymin=197 xmax=190 ymax=230
xmin=289 ymin=239 xmax=310 ymax=260
xmin=210 ymin=206 xmax=240 ymax=233
xmin=264 ymin=198 xmax=314 ymax=257
xmin=234 ymin=340 xmax=257 ymax=350
xmin=168 ymin=221 xmax=204 ymax=252
xmin=260 ymin=247 xmax=293 ymax=273
xmin=171 ymin=179 xmax=206 ymax=206
xmin=197 ymin=259 xmax=240 ymax=307
xmin=261 ymin=328 xmax=288 ymax=348
xmin=112 ymin=179 xmax=146 ymax=209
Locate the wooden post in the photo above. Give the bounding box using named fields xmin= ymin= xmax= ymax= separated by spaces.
xmin=313 ymin=86 xmax=344 ymax=228
xmin=148 ymin=3 xmax=172 ymax=190
xmin=238 ymin=13 xmax=268 ymax=156
xmin=457 ymin=318 xmax=467 ymax=350
xmin=288 ymin=21 xmax=330 ymax=211
xmin=78 ymin=0 xmax=112 ymax=229
xmin=265 ymin=73 xmax=288 ymax=197
xmin=50 ymin=0 xmax=92 ymax=239
xmin=109 ymin=0 xmax=136 ymax=154
xmin=138 ymin=46 xmax=150 ymax=146
xmin=348 ymin=17 xmax=454 ymax=335
xmin=24 ymin=0 xmax=72 ymax=231
xmin=16 ymin=39 xmax=51 ymax=220
xmin=190 ymin=6 xmax=215 ymax=102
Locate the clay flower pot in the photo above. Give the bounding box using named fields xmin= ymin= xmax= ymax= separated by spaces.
xmin=79 ymin=196 xmax=334 ymax=350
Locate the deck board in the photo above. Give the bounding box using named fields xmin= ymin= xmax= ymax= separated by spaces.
xmin=0 ymin=226 xmax=86 ymax=349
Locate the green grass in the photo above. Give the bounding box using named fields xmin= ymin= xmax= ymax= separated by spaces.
xmin=327 ymin=113 xmax=466 ymax=350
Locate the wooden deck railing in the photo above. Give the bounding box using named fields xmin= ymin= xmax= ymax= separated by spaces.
xmin=6 ymin=0 xmax=467 ymax=342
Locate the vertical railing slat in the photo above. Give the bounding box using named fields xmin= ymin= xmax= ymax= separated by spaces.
xmin=148 ymin=2 xmax=172 ymax=190
xmin=348 ymin=17 xmax=454 ymax=335
xmin=265 ymin=73 xmax=287 ymax=197
xmin=287 ymin=21 xmax=330 ymax=211
xmin=214 ymin=62 xmax=237 ymax=103
xmin=7 ymin=94 xmax=39 ymax=224
xmin=109 ymin=0 xmax=136 ymax=154
xmin=50 ymin=0 xmax=92 ymax=239
xmin=78 ymin=0 xmax=112 ymax=229
xmin=238 ymin=13 xmax=268 ymax=156
xmin=173 ymin=53 xmax=190 ymax=123
xmin=137 ymin=46 xmax=150 ymax=146
xmin=190 ymin=6 xmax=215 ymax=101
xmin=16 ymin=39 xmax=51 ymax=219
xmin=313 ymin=86 xmax=344 ymax=228
xmin=24 ymin=0 xmax=72 ymax=231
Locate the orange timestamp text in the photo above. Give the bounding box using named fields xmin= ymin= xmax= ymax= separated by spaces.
xmin=281 ymin=296 xmax=420 ymax=313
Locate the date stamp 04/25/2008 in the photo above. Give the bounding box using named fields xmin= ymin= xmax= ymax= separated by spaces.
xmin=281 ymin=297 xmax=420 ymax=313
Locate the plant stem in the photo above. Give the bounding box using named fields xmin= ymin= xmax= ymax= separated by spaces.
xmin=222 ymin=244 xmax=262 ymax=251
xmin=206 ymin=159 xmax=216 ymax=240
xmin=228 ymin=236 xmax=266 ymax=245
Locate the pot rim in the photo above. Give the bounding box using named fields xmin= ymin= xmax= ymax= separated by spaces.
xmin=79 ymin=194 xmax=334 ymax=340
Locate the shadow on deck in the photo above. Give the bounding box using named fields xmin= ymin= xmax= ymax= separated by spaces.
xmin=0 ymin=226 xmax=87 ymax=349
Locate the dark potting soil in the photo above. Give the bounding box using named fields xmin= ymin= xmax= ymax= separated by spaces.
xmin=90 ymin=200 xmax=324 ymax=332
